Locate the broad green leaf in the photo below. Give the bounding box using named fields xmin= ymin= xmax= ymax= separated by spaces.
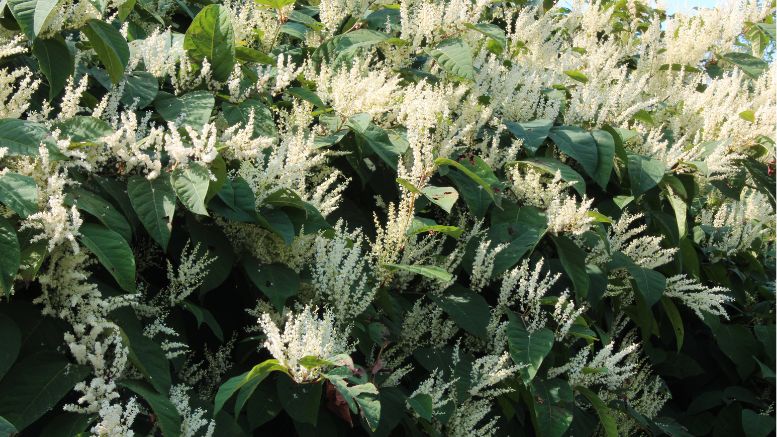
xmin=409 ymin=217 xmax=464 ymax=239
xmin=120 ymin=71 xmax=158 ymax=108
xmin=628 ymin=154 xmax=665 ymax=195
xmin=739 ymin=110 xmax=756 ymax=122
xmin=313 ymin=29 xmax=389 ymax=66
xmin=258 ymin=207 xmax=295 ymax=245
xmin=32 ymin=36 xmax=73 ymax=99
xmin=212 ymin=359 xmax=287 ymax=415
xmin=551 ymin=235 xmax=589 ymax=299
xmin=255 ymin=0 xmax=295 ymax=9
xmin=742 ymin=409 xmax=775 ymax=437
xmin=625 ymin=263 xmax=666 ymax=308
xmin=421 ymin=186 xmax=458 ymax=213
xmin=591 ymin=129 xmax=615 ymax=189
xmin=0 ymin=119 xmax=48 ymax=156
xmin=549 ymin=126 xmax=599 ymax=178
xmin=0 ymin=172 xmax=38 ymax=218
xmin=114 ymin=308 xmax=172 ymax=395
xmin=277 ymin=376 xmax=322 ymax=425
xmin=182 ymin=301 xmax=224 ymax=341
xmin=285 ymin=87 xmax=326 ymax=108
xmin=722 ymin=52 xmax=768 ymax=78
xmin=531 ymin=378 xmax=574 ymax=437
xmin=435 ymin=157 xmax=497 ymax=203
xmin=222 ymin=99 xmax=277 ymax=137
xmin=39 ymin=412 xmax=91 ymax=437
xmin=465 ymin=23 xmax=506 ymax=51
xmin=664 ymin=184 xmax=687 ymax=238
xmin=0 ymin=417 xmax=16 ymax=436
xmin=347 ymin=114 xmax=408 ymax=169
xmin=7 ymin=0 xmax=61 ymax=40
xmin=517 ymin=157 xmax=585 ymax=196
xmin=242 ymin=259 xmax=299 ymax=311
xmin=0 ymin=313 xmax=20 ymax=379
xmin=564 ymin=69 xmax=588 ymax=83
xmin=0 ymin=353 xmax=90 ymax=432
xmin=0 ymin=218 xmax=20 ymax=297
xmin=120 ymin=380 xmax=182 ymax=437
xmin=18 ymin=240 xmax=47 ymax=283
xmin=82 ymin=19 xmax=129 ymax=83
xmin=408 ymin=393 xmax=433 ymax=421
xmin=78 ymin=223 xmax=136 ymax=292
xmin=661 ymin=296 xmax=685 ymax=351
xmin=431 ymin=284 xmax=491 ymax=339
xmin=507 ymin=313 xmax=554 ymax=385
xmin=55 ymin=116 xmax=112 ymax=142
xmin=155 ymin=91 xmax=214 ymax=130
xmin=429 ymin=38 xmax=474 ymax=79
xmin=383 ymin=263 xmax=453 ymax=282
xmin=66 ymin=189 xmax=132 ymax=242
xmin=353 ymin=385 xmax=381 ymax=431
xmin=504 ymin=119 xmax=553 ymax=153
xmin=171 ymin=163 xmax=210 ymax=215
xmin=576 ymin=386 xmax=618 ymax=437
xmin=127 ymin=175 xmax=176 ymax=250
xmin=184 ymin=4 xmax=235 ymax=82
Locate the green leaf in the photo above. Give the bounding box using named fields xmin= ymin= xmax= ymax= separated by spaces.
xmin=383 ymin=263 xmax=453 ymax=282
xmin=32 ymin=36 xmax=73 ymax=99
xmin=551 ymin=235 xmax=589 ymax=299
xmin=408 ymin=393 xmax=433 ymax=421
xmin=465 ymin=23 xmax=506 ymax=51
xmin=0 ymin=218 xmax=20 ymax=297
xmin=0 ymin=313 xmax=21 ymax=379
xmin=0 ymin=172 xmax=38 ymax=218
xmin=428 ymin=37 xmax=474 ymax=79
xmin=591 ymin=130 xmax=615 ymax=189
xmin=435 ymin=157 xmax=497 ymax=204
xmin=55 ymin=116 xmax=113 ymax=142
xmin=182 ymin=301 xmax=224 ymax=341
xmin=82 ymin=19 xmax=129 ymax=83
xmin=120 ymin=380 xmax=182 ymax=437
xmin=78 ymin=223 xmax=136 ymax=292
xmin=184 ymin=4 xmax=235 ymax=82
xmin=0 ymin=417 xmax=16 ymax=436
xmin=171 ymin=163 xmax=210 ymax=215
xmin=347 ymin=114 xmax=408 ymax=169
xmin=625 ymin=263 xmax=666 ymax=308
xmin=66 ymin=188 xmax=132 ymax=242
xmin=127 ymin=175 xmax=176 ymax=250
xmin=277 ymin=376 xmax=322 ymax=425
xmin=408 ymin=217 xmax=464 ymax=239
xmin=722 ymin=52 xmax=768 ymax=78
xmin=504 ymin=119 xmax=553 ymax=153
xmin=155 ymin=91 xmax=215 ymax=130
xmin=213 ymin=359 xmax=287 ymax=415
xmin=531 ymin=378 xmax=573 ymax=437
xmin=549 ymin=126 xmax=599 ymax=179
xmin=255 ymin=0 xmax=295 ymax=9
xmin=661 ymin=296 xmax=685 ymax=351
xmin=114 ymin=308 xmax=172 ymax=395
xmin=0 ymin=353 xmax=90 ymax=432
xmin=739 ymin=109 xmax=756 ymax=122
xmin=120 ymin=71 xmax=158 ymax=108
xmin=627 ymin=154 xmax=665 ymax=195
xmin=507 ymin=313 xmax=554 ymax=385
xmin=353 ymin=385 xmax=381 ymax=431
xmin=222 ymin=99 xmax=277 ymax=138
xmin=742 ymin=409 xmax=775 ymax=437
xmin=0 ymin=119 xmax=48 ymax=156
xmin=7 ymin=0 xmax=62 ymax=40
xmin=431 ymin=285 xmax=491 ymax=339
xmin=39 ymin=412 xmax=91 ymax=437
xmin=421 ymin=186 xmax=459 ymax=213
xmin=576 ymin=386 xmax=618 ymax=437
xmin=242 ymin=259 xmax=300 ymax=311
xmin=517 ymin=157 xmax=585 ymax=196
xmin=564 ymin=69 xmax=589 ymax=83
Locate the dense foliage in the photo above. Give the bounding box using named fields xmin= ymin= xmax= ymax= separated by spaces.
xmin=0 ymin=0 xmax=774 ymax=435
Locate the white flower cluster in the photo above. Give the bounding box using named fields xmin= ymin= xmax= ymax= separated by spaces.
xmin=509 ymin=167 xmax=594 ymax=235
xmin=664 ymin=274 xmax=732 ymax=320
xmin=700 ymin=188 xmax=775 ymax=256
xmin=257 ymin=306 xmax=354 ymax=382
xmin=312 ymin=221 xmax=376 ymax=323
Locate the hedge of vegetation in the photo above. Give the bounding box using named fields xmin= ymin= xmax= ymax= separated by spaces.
xmin=0 ymin=0 xmax=774 ymax=435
